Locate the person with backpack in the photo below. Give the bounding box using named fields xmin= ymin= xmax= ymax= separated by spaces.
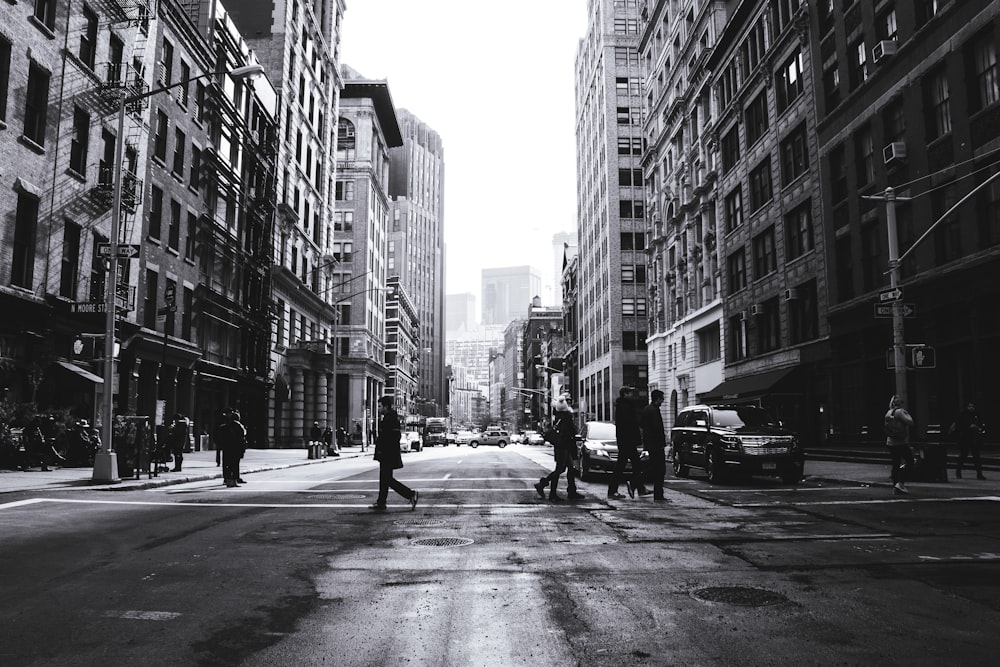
xmin=885 ymin=394 xmax=914 ymax=495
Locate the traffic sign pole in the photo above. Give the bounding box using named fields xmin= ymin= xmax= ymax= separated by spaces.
xmin=884 ymin=187 xmax=908 ymax=407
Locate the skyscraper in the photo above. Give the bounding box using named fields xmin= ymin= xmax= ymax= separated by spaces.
xmin=481 ymin=266 xmax=541 ymax=327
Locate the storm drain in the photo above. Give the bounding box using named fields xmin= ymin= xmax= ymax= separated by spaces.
xmin=394 ymin=519 xmax=447 ymax=526
xmin=412 ymin=537 xmax=475 ymax=547
xmin=691 ymin=586 xmax=788 ymax=607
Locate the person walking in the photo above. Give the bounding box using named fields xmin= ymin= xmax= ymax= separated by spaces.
xmin=884 ymin=395 xmax=914 ymax=495
xmin=370 ymin=396 xmax=418 ymax=511
xmin=608 ymin=386 xmax=649 ymax=499
xmin=640 ymin=390 xmax=668 ymax=501
xmin=533 ymin=394 xmax=584 ymax=501
xmin=950 ymin=402 xmax=986 ymax=480
xmin=323 ymin=425 xmax=338 ymax=456
xmin=169 ymin=414 xmax=189 ymax=472
xmin=214 ymin=408 xmax=246 ymax=487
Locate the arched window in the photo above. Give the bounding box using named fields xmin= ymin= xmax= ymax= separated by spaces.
xmin=337 ymin=119 xmax=356 ymax=160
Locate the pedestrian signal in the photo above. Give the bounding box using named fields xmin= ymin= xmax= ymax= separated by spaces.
xmin=909 ymin=345 xmax=936 ymax=369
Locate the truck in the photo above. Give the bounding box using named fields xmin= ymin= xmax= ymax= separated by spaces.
xmin=423 ymin=417 xmax=449 ymax=447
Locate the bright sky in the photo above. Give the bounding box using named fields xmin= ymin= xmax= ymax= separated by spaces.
xmin=339 ymin=1 xmax=588 ymax=316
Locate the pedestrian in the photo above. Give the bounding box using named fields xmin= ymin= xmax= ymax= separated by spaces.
xmin=640 ymin=389 xmax=668 ymax=501
xmin=310 ymin=420 xmax=322 ymax=445
xmin=370 ymin=396 xmax=418 ymax=511
xmin=884 ymin=394 xmax=914 ymax=495
xmin=214 ymin=408 xmax=247 ymax=487
xmin=169 ymin=414 xmax=189 ymax=472
xmin=950 ymin=402 xmax=986 ymax=480
xmin=322 ymin=425 xmax=337 ymax=456
xmin=608 ymin=386 xmax=649 ymax=499
xmin=533 ymin=394 xmax=585 ymax=501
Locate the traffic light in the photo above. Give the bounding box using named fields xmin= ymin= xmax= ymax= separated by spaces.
xmin=909 ymin=345 xmax=936 ymax=369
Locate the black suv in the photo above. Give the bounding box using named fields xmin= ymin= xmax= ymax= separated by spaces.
xmin=670 ymin=405 xmax=803 ymax=484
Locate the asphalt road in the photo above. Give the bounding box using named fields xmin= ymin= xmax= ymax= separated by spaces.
xmin=2 ymin=445 xmax=998 ymax=666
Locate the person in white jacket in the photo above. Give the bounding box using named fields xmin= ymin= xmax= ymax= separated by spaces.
xmin=885 ymin=395 xmax=914 ymax=495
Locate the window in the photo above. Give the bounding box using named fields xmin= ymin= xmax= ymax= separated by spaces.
xmin=189 ymin=147 xmax=201 ymax=190
xmin=968 ymin=31 xmax=999 ymax=112
xmin=12 ymin=192 xmax=40 ymax=289
xmin=164 ymin=279 xmax=177 ymax=336
xmin=144 ymin=269 xmax=158 ymax=329
xmin=622 ymin=298 xmax=635 ymax=316
xmin=185 ymin=211 xmax=197 ymax=260
xmin=924 ymin=67 xmax=952 ymax=140
xmin=336 ymin=180 xmax=355 ymax=201
xmin=748 ymin=158 xmax=773 ymax=212
xmin=861 ymin=222 xmax=882 ymax=292
xmin=916 ymin=0 xmax=941 ymax=27
xmin=756 ymin=298 xmax=781 ymax=353
xmin=744 ymin=92 xmax=769 ymax=147
xmin=160 ymin=39 xmax=173 ymax=86
xmin=149 ymin=186 xmax=163 ymax=239
xmin=823 ymin=62 xmax=841 ymax=110
xmin=621 ymin=266 xmax=635 ymax=283
xmin=620 ymin=200 xmax=644 ymax=219
xmin=878 ymin=6 xmax=898 ymax=40
xmin=89 ymin=233 xmax=106 ymax=302
xmin=752 ymin=226 xmax=777 ymax=279
xmin=172 ymin=128 xmax=186 ymax=177
xmin=829 ymin=144 xmax=847 ymax=203
xmin=0 ymin=36 xmax=10 ymax=122
xmin=883 ymin=97 xmax=906 ymax=145
xmin=182 ymin=286 xmax=194 ymax=339
xmin=334 ymin=211 xmax=353 ymax=231
xmin=776 ymin=49 xmax=804 ymax=113
xmin=154 ymin=110 xmax=168 ymax=160
xmin=785 ymin=201 xmax=814 ymax=260
xmin=932 ymin=183 xmax=962 ymax=265
xmin=80 ymin=5 xmax=98 ymax=69
xmin=697 ymin=322 xmax=721 ymax=364
xmin=23 ymin=63 xmax=50 ymax=145
xmin=721 ymin=127 xmax=740 ymax=174
xmin=780 ymin=124 xmax=809 ymax=185
xmin=178 ymin=61 xmax=191 ymax=106
xmin=849 ymin=40 xmax=868 ymax=90
xmin=33 ymin=0 xmax=56 ymax=30
xmin=195 ymin=82 xmax=206 ymax=123
xmin=724 ymin=187 xmax=743 ymax=233
xmin=854 ymin=125 xmax=874 ymax=187
xmin=337 ymin=119 xmax=356 ymax=160
xmin=789 ymin=280 xmax=819 ymax=344
xmin=773 ymin=0 xmax=804 ymax=32
xmin=69 ymin=106 xmax=90 ymax=175
xmin=168 ymin=199 xmax=181 ymax=251
xmin=727 ymin=248 xmax=747 ymax=293
xmin=728 ymin=314 xmax=747 ymax=361
xmin=835 ymin=235 xmax=854 ymax=301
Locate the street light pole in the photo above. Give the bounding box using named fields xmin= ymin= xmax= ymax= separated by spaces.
xmin=93 ymin=64 xmax=264 ymax=483
xmin=884 ymin=187 xmax=909 ymax=407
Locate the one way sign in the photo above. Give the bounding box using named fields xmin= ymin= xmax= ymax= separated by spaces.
xmin=98 ymin=243 xmax=141 ymax=259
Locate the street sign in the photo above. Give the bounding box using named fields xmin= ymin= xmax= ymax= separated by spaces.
xmin=72 ymin=302 xmax=107 ymax=314
xmin=910 ymin=345 xmax=936 ymax=368
xmin=98 ymin=243 xmax=141 ymax=259
xmin=878 ymin=287 xmax=903 ymax=302
xmin=874 ymin=303 xmax=916 ymax=318
xmin=164 ymin=283 xmax=176 ymax=306
xmin=157 ymin=306 xmax=177 ymax=315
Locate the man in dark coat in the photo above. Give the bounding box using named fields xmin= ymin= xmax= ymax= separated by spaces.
xmin=609 ymin=386 xmax=649 ymax=499
xmin=640 ymin=390 xmax=668 ymax=501
xmin=169 ymin=414 xmax=189 ymax=472
xmin=371 ymin=396 xmax=418 ymax=510
xmin=214 ymin=409 xmax=246 ymax=487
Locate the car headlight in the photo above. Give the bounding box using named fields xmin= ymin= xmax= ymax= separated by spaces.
xmin=720 ymin=435 xmax=741 ymax=452
xmin=591 ymin=448 xmax=610 ymax=458
xmin=639 ymin=450 xmax=649 ymax=461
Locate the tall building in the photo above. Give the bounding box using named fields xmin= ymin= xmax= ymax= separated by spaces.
xmin=815 ymin=0 xmax=1000 ymax=440
xmin=332 ymin=70 xmax=402 ymax=440
xmin=446 ymin=293 xmax=477 ymax=334
xmin=388 ymin=108 xmax=446 ymax=417
xmin=575 ymin=0 xmax=649 ymax=423
xmin=225 ymin=0 xmax=346 ymax=447
xmin=481 ymin=266 xmax=541 ymax=326
xmin=550 ymin=231 xmax=575 ymax=306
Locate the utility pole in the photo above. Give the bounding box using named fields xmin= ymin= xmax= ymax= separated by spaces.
xmin=884 ymin=187 xmax=909 ymax=407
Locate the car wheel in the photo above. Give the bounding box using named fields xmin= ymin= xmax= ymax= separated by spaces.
xmin=672 ymin=451 xmax=689 ymax=478
xmin=470 ymin=441 xmax=479 ymax=448
xmin=498 ymin=441 xmax=506 ymax=448
xmin=705 ymin=449 xmax=725 ymax=484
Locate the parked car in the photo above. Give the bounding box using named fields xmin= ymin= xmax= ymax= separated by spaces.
xmin=670 ymin=404 xmax=803 ymax=484
xmin=509 ymin=432 xmax=524 ymax=444
xmin=399 ymin=430 xmax=422 ymax=453
xmin=577 ymin=420 xmax=647 ymax=480
xmin=525 ymin=431 xmax=545 ymax=446
xmin=455 ymin=430 xmax=474 ymax=446
xmin=468 ymin=429 xmax=509 ymax=448
xmin=446 ymin=431 xmax=458 ymax=445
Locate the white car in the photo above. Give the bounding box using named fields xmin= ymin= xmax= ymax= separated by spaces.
xmin=455 ymin=430 xmax=474 ymax=446
xmin=399 ymin=430 xmax=422 ymax=452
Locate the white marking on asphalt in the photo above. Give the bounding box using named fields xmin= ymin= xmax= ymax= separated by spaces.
xmin=917 ymin=552 xmax=1000 ymax=562
xmin=443 ymin=473 xmax=451 ymax=480
xmin=702 ymin=486 xmax=871 ymax=493
xmin=5 ymin=498 xmax=594 ymax=509
xmin=733 ymin=495 xmax=1000 ymax=507
xmin=0 ymin=498 xmax=49 ymax=510
xmin=105 ymin=610 xmax=182 ymax=621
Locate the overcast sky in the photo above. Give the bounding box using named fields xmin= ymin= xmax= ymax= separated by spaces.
xmin=339 ymin=1 xmax=588 ymax=319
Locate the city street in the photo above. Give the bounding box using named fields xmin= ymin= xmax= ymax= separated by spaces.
xmin=2 ymin=446 xmax=999 ymax=666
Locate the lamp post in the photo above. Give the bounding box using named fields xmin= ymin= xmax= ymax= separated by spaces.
xmin=93 ymin=64 xmax=265 ymax=483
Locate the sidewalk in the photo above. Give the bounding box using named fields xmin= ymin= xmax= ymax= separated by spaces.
xmin=0 ymin=446 xmax=370 ymax=494
xmin=1 ymin=447 xmax=997 ymax=495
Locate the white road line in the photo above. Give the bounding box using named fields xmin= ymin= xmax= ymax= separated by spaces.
xmin=701 ymin=486 xmax=872 ymax=493
xmin=3 ymin=498 xmax=574 ymax=509
xmin=443 ymin=474 xmax=451 ymax=480
xmin=0 ymin=498 xmax=50 ymax=510
xmin=733 ymin=495 xmax=1000 ymax=507
xmin=106 ymin=610 xmax=182 ymax=621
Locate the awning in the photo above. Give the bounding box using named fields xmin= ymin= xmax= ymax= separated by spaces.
xmin=699 ymin=366 xmax=798 ymax=403
xmin=55 ymin=360 xmax=104 ymax=384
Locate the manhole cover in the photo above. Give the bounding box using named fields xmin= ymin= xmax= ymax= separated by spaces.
xmin=394 ymin=519 xmax=447 ymax=526
xmin=412 ymin=537 xmax=474 ymax=547
xmin=692 ymin=586 xmax=788 ymax=607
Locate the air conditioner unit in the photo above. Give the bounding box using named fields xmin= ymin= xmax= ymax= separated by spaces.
xmin=739 ymin=309 xmax=749 ymax=322
xmin=750 ymin=303 xmax=766 ymax=316
xmin=784 ymin=288 xmax=802 ymax=301
xmin=883 ymin=142 xmax=907 ymax=164
xmin=872 ymin=40 xmax=897 ymax=63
